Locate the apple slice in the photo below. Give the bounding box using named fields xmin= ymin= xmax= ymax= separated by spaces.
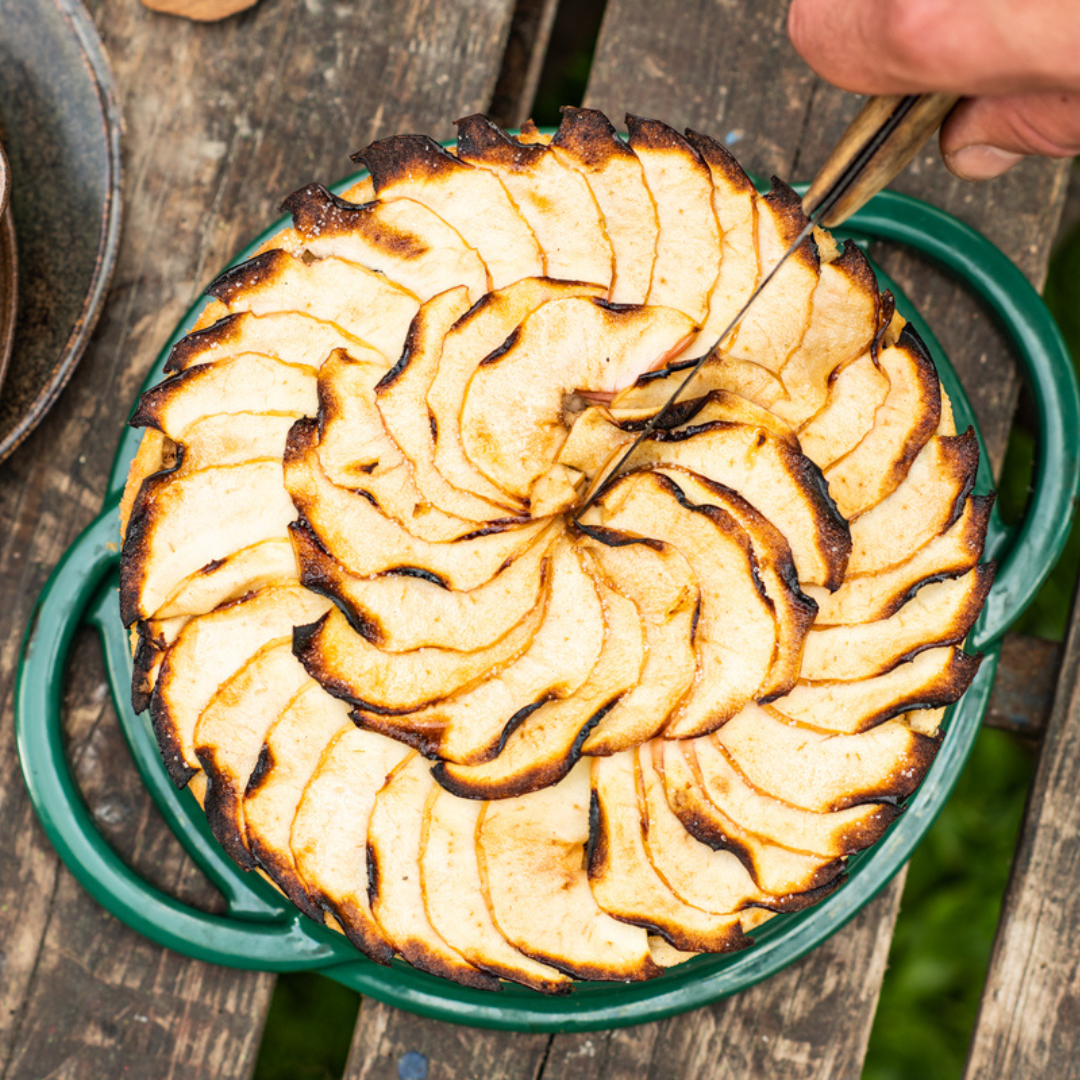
xmin=358 ymin=541 xmax=607 ymax=765
xmin=367 ymin=753 xmax=500 ymax=989
xmin=284 ymin=419 xmax=546 ymax=590
xmin=797 ymin=351 xmax=890 ymax=469
xmin=294 ymin=597 xmax=545 ymax=717
xmin=455 ymin=114 xmax=613 ymax=288
xmin=684 ymin=130 xmax=759 ymax=351
xmin=460 ymin=297 xmax=696 ymax=498
xmin=577 ymin=529 xmax=698 ymax=754
xmin=479 ymin=759 xmax=660 ymax=981
xmin=131 ymin=615 xmax=187 ymax=714
xmin=550 ymin=108 xmax=658 ymax=304
xmin=290 ymin=726 xmax=410 ymax=963
xmin=121 ymin=460 xmax=298 ymax=625
xmin=716 ymin=703 xmax=940 ymax=812
xmin=626 ymin=116 xmax=721 ymax=323
xmin=771 ymin=645 xmax=982 ymax=734
xmin=612 ymin=355 xmax=787 ymax=413
xmin=279 ymin=183 xmax=489 ymax=302
xmin=626 ymin=421 xmax=851 ymax=589
xmin=725 ymin=181 xmax=819 ymax=371
xmin=824 ymin=326 xmax=942 ymax=519
xmin=206 ymin=248 xmax=419 ymax=361
xmin=653 ymin=466 xmax=818 ymax=701
xmin=293 ymin=524 xmax=554 ymax=652
xmin=691 ymin=734 xmax=899 ymax=857
xmin=420 ymin=790 xmax=571 ymax=992
xmin=771 ymin=241 xmax=881 ymax=427
xmin=556 ymin=405 xmax=632 ymax=479
xmin=155 ymin=538 xmax=298 ymax=621
xmin=241 ymin=682 xmax=353 ymax=919
xmin=596 ymin=471 xmax=775 ymax=736
xmin=588 ymin=752 xmax=750 ymax=953
xmin=848 ymin=430 xmax=980 ymax=575
xmin=432 ymin=551 xmax=645 ymax=797
xmin=428 ymin=279 xmax=607 ymax=510
xmin=194 ymin=641 xmax=312 ymax=869
xmin=805 ymin=495 xmax=993 ymax=625
xmin=164 ymin=310 xmax=383 ymax=375
xmin=150 ymin=584 xmax=331 ymax=785
xmin=657 ymin=741 xmax=844 ymax=896
xmin=131 ymin=354 xmax=318 ymax=442
xmin=170 ymin=413 xmax=299 ymax=474
xmin=353 ymin=133 xmax=543 ymax=289
xmin=799 ymin=564 xmax=995 ymax=681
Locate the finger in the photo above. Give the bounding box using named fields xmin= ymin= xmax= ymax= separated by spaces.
xmin=787 ymin=0 xmax=1080 ymax=97
xmin=940 ymin=92 xmax=1080 ymax=180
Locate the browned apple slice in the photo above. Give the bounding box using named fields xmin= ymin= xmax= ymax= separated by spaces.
xmin=771 ymin=645 xmax=982 ymax=734
xmin=353 ymin=133 xmax=543 ymax=288
xmin=150 ymin=584 xmax=331 ymax=784
xmin=170 ymin=413 xmax=299 ymax=473
xmin=550 ymin=108 xmax=658 ymax=303
xmin=691 ymin=734 xmax=899 ymax=856
xmin=626 ymin=421 xmax=851 ymax=589
xmin=455 ymin=114 xmax=613 ymax=288
xmin=716 ymin=703 xmax=940 ymax=812
xmin=279 ymin=183 xmax=489 ymax=302
xmin=460 ymin=297 xmax=696 ymax=498
xmin=194 ymin=641 xmax=312 ymax=868
xmin=420 ymin=790 xmax=571 ymax=992
xmin=284 ymin=419 xmax=546 ymax=589
xmin=626 ymin=116 xmax=721 ymax=324
xmin=131 ymin=354 xmax=318 ymax=442
xmin=155 ymin=539 xmax=299 ymax=620
xmin=588 ymin=753 xmax=750 ymax=953
xmin=121 ymin=461 xmax=298 ymax=625
xmin=577 ymin=529 xmax=698 ymax=754
xmin=612 ymin=355 xmax=787 ymax=413
xmin=653 ymin=466 xmax=818 ymax=701
xmin=293 ymin=524 xmax=554 ymax=652
xmin=290 ymin=726 xmax=410 ymax=963
xmin=800 ymin=564 xmax=994 ymax=681
xmin=295 ymin=594 xmax=545 ymax=717
xmin=164 ymin=310 xmax=383 ymax=375
xmin=555 ymin=405 xmax=631 ymax=479
xmin=725 ymin=181 xmax=819 ymax=370
xmin=131 ymin=616 xmax=187 ymax=714
xmin=367 ymin=753 xmax=500 ymax=989
xmin=429 ymin=279 xmax=607 ymax=509
xmin=432 ymin=551 xmax=645 ymax=796
xmin=358 ymin=541 xmax=607 ymax=765
xmin=242 ymin=681 xmax=353 ymax=920
xmin=684 ymin=131 xmax=759 ymax=349
xmin=206 ymin=248 xmax=419 ymax=361
xmin=805 ymin=495 xmax=993 ymax=625
xmin=596 ymin=471 xmax=775 ymax=736
xmin=797 ymin=351 xmax=890 ymax=469
xmin=657 ymin=741 xmax=844 ymax=896
xmin=824 ymin=326 xmax=942 ymax=519
xmin=771 ymin=241 xmax=881 ymax=427
xmin=478 ymin=759 xmax=660 ymax=981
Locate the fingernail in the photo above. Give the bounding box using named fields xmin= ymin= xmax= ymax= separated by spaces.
xmin=945 ymin=144 xmax=1024 ymax=181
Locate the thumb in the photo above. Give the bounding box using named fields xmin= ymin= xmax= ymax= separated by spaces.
xmin=940 ymin=91 xmax=1080 ymax=180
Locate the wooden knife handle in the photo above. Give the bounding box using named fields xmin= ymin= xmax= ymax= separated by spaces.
xmin=803 ymin=93 xmax=959 ymax=227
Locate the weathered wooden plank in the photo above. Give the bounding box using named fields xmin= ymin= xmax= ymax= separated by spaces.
xmin=0 ymin=0 xmax=521 ymax=1075
xmin=489 ymin=0 xmax=562 ymax=129
xmin=964 ymin=607 xmax=1080 ymax=1075
xmin=985 ymin=633 xmax=1060 ymax=739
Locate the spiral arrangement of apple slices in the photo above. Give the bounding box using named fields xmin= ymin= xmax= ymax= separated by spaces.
xmin=119 ymin=109 xmax=993 ymax=990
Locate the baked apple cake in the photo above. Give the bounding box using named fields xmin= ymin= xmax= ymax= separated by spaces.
xmin=120 ymin=109 xmax=992 ymax=991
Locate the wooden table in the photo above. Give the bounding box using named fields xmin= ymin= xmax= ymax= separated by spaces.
xmin=0 ymin=0 xmax=1075 ymax=1076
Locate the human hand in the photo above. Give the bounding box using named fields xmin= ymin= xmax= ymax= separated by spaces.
xmin=787 ymin=0 xmax=1080 ymax=180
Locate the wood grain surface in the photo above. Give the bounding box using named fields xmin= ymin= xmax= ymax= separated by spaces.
xmin=0 ymin=0 xmax=520 ymax=1075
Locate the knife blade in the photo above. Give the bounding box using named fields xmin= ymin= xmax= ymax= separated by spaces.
xmin=572 ymin=92 xmax=958 ymax=522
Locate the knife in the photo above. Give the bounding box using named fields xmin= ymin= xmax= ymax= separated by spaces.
xmin=573 ymin=92 xmax=959 ymax=521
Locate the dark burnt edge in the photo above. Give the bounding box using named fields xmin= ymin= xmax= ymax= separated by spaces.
xmin=866 ymin=553 xmax=992 ymax=628
xmin=351 ymin=710 xmax=444 ymax=757
xmin=165 ymin=313 xmax=247 ymax=374
xmin=129 ymin=366 xmax=199 ymax=430
xmin=552 ymin=107 xmax=635 ymax=168
xmin=131 ymin=620 xmax=163 ymax=713
xmin=394 ymin=937 xmax=504 ymax=993
xmin=827 ymin=729 xmax=944 ymax=813
xmin=244 ymin=743 xmax=275 ymax=799
xmin=683 ymin=129 xmax=756 ymax=194
xmin=428 ymin=409 xmax=437 ymax=441
xmin=572 ymin=520 xmax=666 ymax=552
xmin=451 ymin=290 xmax=499 ymax=334
xmin=515 ymin=940 xmax=663 ymax=984
xmin=585 ymin=785 xmax=606 ymax=879
xmin=205 ymin=249 xmax=288 ymax=304
xmin=941 ymin=428 xmax=983 ymax=533
xmin=374 ymin=310 xmax=422 ymax=391
xmin=366 ymin=839 xmax=380 ymax=907
xmin=491 ymin=696 xmax=554 ymax=760
xmin=323 ymin=895 xmax=395 ymax=966
xmin=280 ymin=182 xmax=379 ymax=241
xmin=351 ymin=133 xmax=463 ymax=189
xmin=762 ymin=178 xmax=820 ymax=271
xmin=615 ymin=396 xmax=708 ymax=431
xmin=148 ymin=680 xmax=199 ymax=789
xmin=295 ymin=563 xmax=385 ymax=647
xmin=666 ymin=786 xmax=760 ymax=880
xmin=593 ymin=298 xmax=646 ymax=315
xmin=380 ymin=565 xmax=451 ymax=589
xmin=752 ymin=870 xmax=849 ymax=914
xmin=196 ymin=745 xmax=259 ymax=870
xmin=634 ymin=354 xmax=698 ymax=386
xmin=871 ymin=291 xmax=897 ymax=363
xmin=624 ymin=114 xmax=706 ymax=170
xmin=455 ymin=112 xmax=541 ymax=171
xmin=246 ymin=829 xmax=327 ymax=924
xmin=478 ymin=326 xmax=521 ymax=367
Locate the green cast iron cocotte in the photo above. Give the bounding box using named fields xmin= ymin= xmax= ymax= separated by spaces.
xmin=15 ymin=161 xmax=1080 ymax=1031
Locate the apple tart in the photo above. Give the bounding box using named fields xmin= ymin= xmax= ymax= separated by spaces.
xmin=120 ymin=109 xmax=993 ymax=991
